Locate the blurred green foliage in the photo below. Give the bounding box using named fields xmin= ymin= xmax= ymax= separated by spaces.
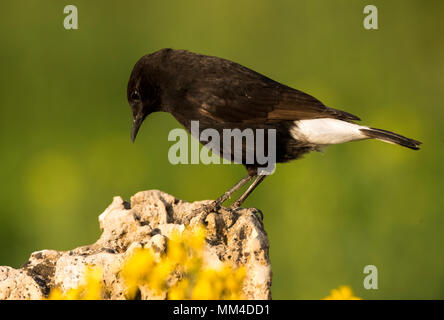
xmin=0 ymin=0 xmax=443 ymax=299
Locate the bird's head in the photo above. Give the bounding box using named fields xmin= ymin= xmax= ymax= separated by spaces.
xmin=127 ymin=55 xmax=163 ymax=142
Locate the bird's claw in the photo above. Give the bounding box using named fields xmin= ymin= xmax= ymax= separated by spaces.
xmin=203 ymin=201 xmax=219 ymax=213
xmin=193 ymin=200 xmax=220 ymax=216
xmin=229 ymin=204 xmax=264 ymax=222
xmin=232 ymin=200 xmax=241 ymax=208
xmin=255 ymin=208 xmax=264 ymax=221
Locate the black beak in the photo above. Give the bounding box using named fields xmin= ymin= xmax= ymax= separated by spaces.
xmin=131 ymin=116 xmax=144 ymax=142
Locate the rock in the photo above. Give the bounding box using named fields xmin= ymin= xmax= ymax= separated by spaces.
xmin=0 ymin=190 xmax=272 ymax=300
xmin=0 ymin=266 xmax=43 ymax=300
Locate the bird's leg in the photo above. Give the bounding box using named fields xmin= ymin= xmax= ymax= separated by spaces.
xmin=202 ymin=173 xmax=255 ymax=213
xmin=215 ymin=174 xmax=255 ymax=208
xmin=232 ymin=175 xmax=266 ymax=208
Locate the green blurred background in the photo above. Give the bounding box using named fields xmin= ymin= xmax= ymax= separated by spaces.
xmin=0 ymin=0 xmax=443 ymax=299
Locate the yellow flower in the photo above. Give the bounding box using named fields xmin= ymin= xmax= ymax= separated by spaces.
xmin=47 ymin=225 xmax=246 ymax=300
xmin=47 ymin=288 xmax=64 ymax=300
xmin=185 ymin=225 xmax=206 ymax=251
xmin=190 ymin=266 xmax=245 ymax=300
xmin=323 ymin=285 xmax=362 ymax=300
xmin=81 ymin=266 xmax=103 ymax=300
xmin=169 ymin=279 xmax=190 ymax=300
xmin=47 ymin=266 xmax=103 ymax=300
xmin=192 ymin=270 xmax=216 ymax=300
xmin=167 ymin=236 xmax=187 ymax=264
xmin=121 ymin=248 xmax=155 ymax=298
xmin=149 ymin=259 xmax=174 ymax=293
xmin=226 ymin=266 xmax=245 ymax=293
xmin=120 ymin=225 xmax=245 ymax=300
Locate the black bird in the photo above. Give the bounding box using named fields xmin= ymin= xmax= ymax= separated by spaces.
xmin=127 ymin=49 xmax=421 ymax=211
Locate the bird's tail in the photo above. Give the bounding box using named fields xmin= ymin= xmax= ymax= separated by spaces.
xmin=359 ymin=127 xmax=422 ymax=150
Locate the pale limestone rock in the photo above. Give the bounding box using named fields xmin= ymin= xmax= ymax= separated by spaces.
xmin=0 ymin=190 xmax=271 ymax=300
xmin=0 ymin=267 xmax=43 ymax=300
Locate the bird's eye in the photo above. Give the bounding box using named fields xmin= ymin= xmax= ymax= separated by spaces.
xmin=131 ymin=90 xmax=141 ymax=101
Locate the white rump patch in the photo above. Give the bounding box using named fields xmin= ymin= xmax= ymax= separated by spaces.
xmin=290 ymin=118 xmax=368 ymax=145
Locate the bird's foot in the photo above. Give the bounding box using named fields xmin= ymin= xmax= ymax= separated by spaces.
xmin=231 ymin=200 xmax=242 ymax=208
xmin=193 ymin=200 xmax=221 ymax=216
xmin=229 ymin=203 xmax=264 ymax=221
xmin=203 ymin=200 xmax=219 ymax=213
xmin=254 ymin=208 xmax=264 ymax=221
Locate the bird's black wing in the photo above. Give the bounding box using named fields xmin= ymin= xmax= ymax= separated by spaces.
xmin=185 ymin=67 xmax=360 ymax=124
xmin=268 ymin=85 xmax=360 ymax=122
